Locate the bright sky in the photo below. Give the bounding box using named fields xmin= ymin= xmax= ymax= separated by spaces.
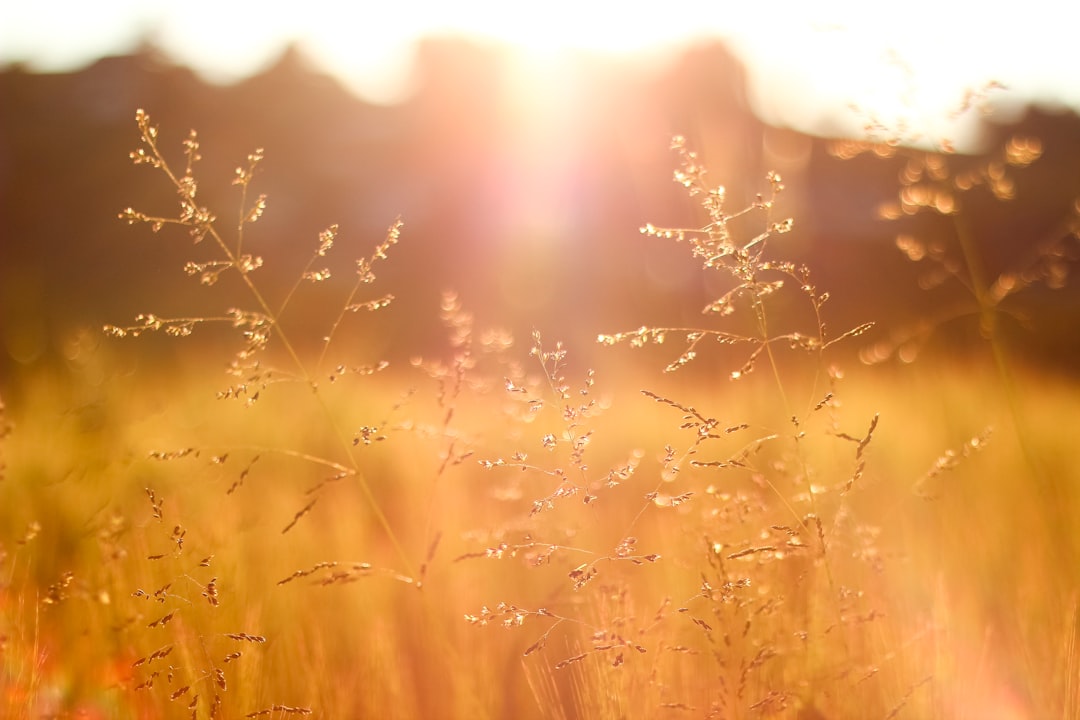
xmin=3 ymin=1 xmax=1078 ymax=147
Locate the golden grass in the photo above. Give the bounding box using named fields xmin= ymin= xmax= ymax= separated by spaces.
xmin=3 ymin=356 xmax=1078 ymax=718
xmin=2 ymin=111 xmax=1078 ymax=719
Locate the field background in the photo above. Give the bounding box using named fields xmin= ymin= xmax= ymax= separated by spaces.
xmin=3 ymin=39 xmax=1080 ymax=719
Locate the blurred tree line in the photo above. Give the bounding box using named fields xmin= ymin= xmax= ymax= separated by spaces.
xmin=2 ymin=38 xmax=1078 ymax=386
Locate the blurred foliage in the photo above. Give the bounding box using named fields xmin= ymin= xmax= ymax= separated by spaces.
xmin=3 ymin=39 xmax=1080 ymax=389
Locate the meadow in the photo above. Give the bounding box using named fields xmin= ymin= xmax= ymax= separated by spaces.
xmin=1 ymin=109 xmax=1078 ymax=719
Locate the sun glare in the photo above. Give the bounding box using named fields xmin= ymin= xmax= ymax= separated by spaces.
xmin=290 ymin=2 xmax=729 ymax=104
xmin=421 ymin=2 xmax=708 ymax=55
xmin=2 ymin=0 xmax=1077 ymax=139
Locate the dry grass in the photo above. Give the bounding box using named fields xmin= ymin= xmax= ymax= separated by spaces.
xmin=1 ymin=109 xmax=1078 ymax=719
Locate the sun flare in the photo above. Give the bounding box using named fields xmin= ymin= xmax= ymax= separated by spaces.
xmin=4 ymin=0 xmax=1077 ymax=142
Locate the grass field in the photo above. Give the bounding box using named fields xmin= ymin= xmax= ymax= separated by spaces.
xmin=2 ymin=112 xmax=1078 ymax=719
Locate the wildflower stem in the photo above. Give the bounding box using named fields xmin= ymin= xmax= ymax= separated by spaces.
xmin=135 ymin=114 xmax=416 ymax=579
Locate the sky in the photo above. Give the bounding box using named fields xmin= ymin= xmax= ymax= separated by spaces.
xmin=3 ymin=1 xmax=1079 ymax=149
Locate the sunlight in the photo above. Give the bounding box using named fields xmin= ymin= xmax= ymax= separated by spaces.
xmin=2 ymin=0 xmax=1078 ymax=138
xmin=420 ymin=1 xmax=709 ymax=55
xmin=727 ymin=21 xmax=1011 ymax=148
xmin=286 ymin=1 xmax=728 ymax=103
